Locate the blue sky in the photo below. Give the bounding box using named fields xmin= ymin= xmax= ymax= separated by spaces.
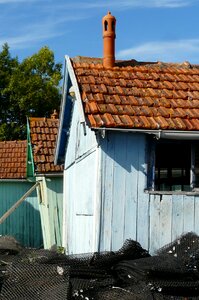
xmin=1 ymin=0 xmax=199 ymax=66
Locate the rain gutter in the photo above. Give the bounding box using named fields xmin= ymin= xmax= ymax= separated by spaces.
xmin=35 ymin=173 xmax=63 ymax=178
xmin=92 ymin=127 xmax=199 ymax=140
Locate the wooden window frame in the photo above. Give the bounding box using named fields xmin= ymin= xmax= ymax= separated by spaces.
xmin=147 ymin=138 xmax=199 ymax=192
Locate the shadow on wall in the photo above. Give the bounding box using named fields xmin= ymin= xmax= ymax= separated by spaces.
xmin=99 ymin=130 xmax=147 ymax=176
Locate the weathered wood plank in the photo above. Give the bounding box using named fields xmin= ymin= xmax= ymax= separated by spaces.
xmin=75 ymin=151 xmax=96 ymax=216
xmin=73 ymin=215 xmax=94 ymax=254
xmin=149 ymin=194 xmax=161 ymax=254
xmin=0 ymin=182 xmax=42 ymax=248
xmin=124 ymin=134 xmax=138 ymax=241
xmin=136 ymin=134 xmax=149 ymax=251
xmin=111 ymin=133 xmax=127 ymax=251
xmin=194 ymin=196 xmax=199 ymax=234
xmin=99 ymin=134 xmax=114 ymax=251
xmin=183 ymin=195 xmax=195 ymax=233
xmin=64 ymin=165 xmax=76 ymax=253
xmin=159 ymin=195 xmax=172 ymax=249
xmin=0 ymin=182 xmax=39 ymax=225
xmin=172 ymin=194 xmax=184 ymax=240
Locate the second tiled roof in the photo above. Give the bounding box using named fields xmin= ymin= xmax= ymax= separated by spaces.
xmin=0 ymin=141 xmax=27 ymax=179
xmin=72 ymin=57 xmax=199 ymax=131
xmin=29 ymin=117 xmax=63 ymax=174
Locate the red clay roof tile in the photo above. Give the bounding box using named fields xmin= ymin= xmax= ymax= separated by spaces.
xmin=0 ymin=141 xmax=27 ymax=179
xmin=71 ymin=57 xmax=199 ymax=131
xmin=29 ymin=117 xmax=63 ymax=174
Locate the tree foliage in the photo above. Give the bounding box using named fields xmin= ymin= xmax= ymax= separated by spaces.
xmin=0 ymin=44 xmax=62 ymax=140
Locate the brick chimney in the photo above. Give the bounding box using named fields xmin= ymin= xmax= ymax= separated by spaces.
xmin=102 ymin=11 xmax=116 ymax=68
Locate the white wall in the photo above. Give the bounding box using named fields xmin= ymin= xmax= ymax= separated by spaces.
xmin=63 ymin=100 xmax=100 ymax=254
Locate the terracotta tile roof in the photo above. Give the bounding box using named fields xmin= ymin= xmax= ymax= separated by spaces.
xmin=0 ymin=141 xmax=27 ymax=179
xmin=29 ymin=117 xmax=63 ymax=174
xmin=72 ymin=57 xmax=199 ymax=131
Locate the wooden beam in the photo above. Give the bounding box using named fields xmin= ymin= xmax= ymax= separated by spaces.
xmin=0 ymin=182 xmax=40 ymax=225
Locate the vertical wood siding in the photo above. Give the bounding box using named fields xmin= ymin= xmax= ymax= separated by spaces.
xmin=63 ymin=101 xmax=99 ymax=254
xmin=100 ymin=131 xmax=149 ymax=251
xmin=149 ymin=194 xmax=199 ymax=254
xmin=38 ymin=177 xmax=63 ymax=249
xmin=100 ymin=131 xmax=199 ymax=254
xmin=64 ymin=115 xmax=199 ymax=254
xmin=0 ymin=181 xmax=42 ymax=248
xmin=65 ymin=100 xmax=97 ymax=169
xmin=64 ymin=149 xmax=98 ymax=254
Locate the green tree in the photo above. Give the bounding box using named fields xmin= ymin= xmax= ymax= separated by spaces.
xmin=0 ymin=45 xmax=62 ymax=140
xmin=0 ymin=43 xmax=19 ymax=140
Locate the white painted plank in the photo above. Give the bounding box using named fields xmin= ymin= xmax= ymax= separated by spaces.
xmin=136 ymin=134 xmax=150 ymax=251
xmin=171 ymin=195 xmax=184 ymax=240
xmin=75 ymin=151 xmax=96 ymax=216
xmin=65 ymin=100 xmax=97 ymax=169
xmin=149 ymin=194 xmax=161 ymax=254
xmin=111 ymin=133 xmax=127 ymax=251
xmin=159 ymin=195 xmax=172 ymax=249
xmin=183 ymin=195 xmax=195 ymax=233
xmin=194 ymin=196 xmax=199 ymax=235
xmin=65 ymin=102 xmax=78 ymax=168
xmin=124 ymin=133 xmax=138 ymax=241
xmin=99 ymin=134 xmax=114 ymax=251
xmin=93 ymin=146 xmax=102 ymax=252
xmin=63 ymin=166 xmax=75 ymax=253
xmin=73 ymin=215 xmax=94 ymax=254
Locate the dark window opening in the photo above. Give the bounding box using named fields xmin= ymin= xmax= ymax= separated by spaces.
xmin=104 ymin=20 xmax=108 ymax=31
xmin=148 ymin=139 xmax=199 ymax=192
xmin=112 ymin=21 xmax=115 ymax=31
xmin=155 ymin=142 xmax=191 ymax=191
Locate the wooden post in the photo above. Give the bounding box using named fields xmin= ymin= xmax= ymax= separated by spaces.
xmin=0 ymin=182 xmax=40 ymax=224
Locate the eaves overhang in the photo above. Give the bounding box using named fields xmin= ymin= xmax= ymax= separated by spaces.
xmin=93 ymin=127 xmax=199 ymax=140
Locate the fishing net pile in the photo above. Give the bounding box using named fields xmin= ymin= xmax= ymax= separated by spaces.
xmin=1 ymin=233 xmax=199 ymax=299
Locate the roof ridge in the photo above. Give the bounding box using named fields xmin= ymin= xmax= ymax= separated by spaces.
xmin=29 ymin=117 xmax=59 ymax=122
xmin=71 ymin=56 xmax=199 ymax=70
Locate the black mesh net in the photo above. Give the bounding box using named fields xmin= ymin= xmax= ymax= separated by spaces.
xmin=0 ymin=263 xmax=70 ymax=299
xmin=1 ymin=233 xmax=199 ymax=299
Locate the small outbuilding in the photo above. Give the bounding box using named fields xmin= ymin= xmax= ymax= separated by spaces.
xmin=28 ymin=113 xmax=63 ymax=249
xmin=0 ymin=140 xmax=42 ymax=248
xmin=56 ymin=12 xmax=199 ymax=254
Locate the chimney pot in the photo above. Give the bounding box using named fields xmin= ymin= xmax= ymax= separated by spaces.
xmin=51 ymin=109 xmax=58 ymax=119
xmin=102 ymin=11 xmax=116 ymax=68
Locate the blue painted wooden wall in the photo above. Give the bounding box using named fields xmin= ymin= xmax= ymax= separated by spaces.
xmin=100 ymin=131 xmax=199 ymax=254
xmin=0 ymin=181 xmax=43 ymax=248
xmin=100 ymin=131 xmax=149 ymax=251
xmin=63 ymin=100 xmax=199 ymax=254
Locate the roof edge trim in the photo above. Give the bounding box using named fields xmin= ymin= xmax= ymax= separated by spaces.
xmin=55 ymin=57 xmax=69 ymax=165
xmin=55 ymin=55 xmax=88 ymax=165
xmin=35 ymin=173 xmax=63 ymax=177
xmin=27 ymin=118 xmax=35 ymax=178
xmin=65 ymin=55 xmax=86 ymax=125
xmin=93 ymin=127 xmax=199 ymax=140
